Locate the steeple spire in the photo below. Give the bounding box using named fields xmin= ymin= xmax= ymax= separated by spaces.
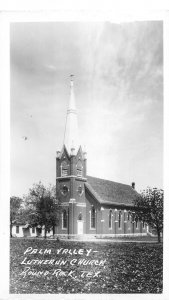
xmin=69 ymin=74 xmax=76 ymax=110
xmin=63 ymin=75 xmax=79 ymax=154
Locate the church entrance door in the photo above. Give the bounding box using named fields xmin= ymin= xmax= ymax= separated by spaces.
xmin=77 ymin=220 xmax=83 ymax=234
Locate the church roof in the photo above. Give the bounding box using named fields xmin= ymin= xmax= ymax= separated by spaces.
xmin=85 ymin=176 xmax=140 ymax=207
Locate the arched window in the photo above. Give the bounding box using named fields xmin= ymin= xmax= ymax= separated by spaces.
xmin=119 ymin=211 xmax=122 ymax=228
xmin=62 ymin=210 xmax=67 ymax=229
xmin=136 ymin=220 xmax=138 ymax=228
xmin=114 ymin=209 xmax=117 ymax=221
xmin=124 ymin=211 xmax=126 ymax=222
xmin=61 ymin=185 xmax=68 ymax=196
xmin=61 ymin=160 xmax=68 ymax=177
xmin=78 ymin=213 xmax=82 ymax=220
xmin=78 ymin=185 xmax=83 ymax=195
xmin=131 ymin=213 xmax=135 ymax=223
xmin=91 ymin=206 xmax=96 ymax=229
xmin=109 ymin=210 xmax=112 ymax=228
xmin=135 ymin=216 xmax=138 ymax=229
xmin=77 ymin=160 xmax=83 ymax=177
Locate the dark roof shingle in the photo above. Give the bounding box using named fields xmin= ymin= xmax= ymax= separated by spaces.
xmin=85 ymin=176 xmax=140 ymax=206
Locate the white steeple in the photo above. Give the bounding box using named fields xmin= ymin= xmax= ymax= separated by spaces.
xmin=63 ymin=75 xmax=79 ymax=154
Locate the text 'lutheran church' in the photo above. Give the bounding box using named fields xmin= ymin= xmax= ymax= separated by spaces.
xmin=55 ymin=77 xmax=148 ymax=238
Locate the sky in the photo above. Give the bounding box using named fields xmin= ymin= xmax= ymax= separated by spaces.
xmin=10 ymin=21 xmax=163 ymax=196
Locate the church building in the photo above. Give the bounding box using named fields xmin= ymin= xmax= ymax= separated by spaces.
xmin=55 ymin=77 xmax=148 ymax=238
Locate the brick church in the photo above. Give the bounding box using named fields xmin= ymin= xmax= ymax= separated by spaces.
xmin=55 ymin=77 xmax=148 ymax=237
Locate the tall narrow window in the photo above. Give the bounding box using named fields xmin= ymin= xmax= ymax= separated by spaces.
xmin=131 ymin=213 xmax=135 ymax=223
xmin=62 ymin=210 xmax=67 ymax=229
xmin=124 ymin=211 xmax=126 ymax=222
xmin=136 ymin=220 xmax=138 ymax=228
xmin=119 ymin=211 xmax=122 ymax=228
xmin=61 ymin=160 xmax=68 ymax=177
xmin=128 ymin=212 xmax=130 ymax=221
xmin=91 ymin=207 xmax=96 ymax=229
xmin=32 ymin=227 xmax=35 ymax=233
xmin=77 ymin=160 xmax=83 ymax=177
xmin=16 ymin=226 xmax=19 ymax=233
xmin=143 ymin=221 xmax=145 ymax=229
xmin=114 ymin=209 xmax=117 ymax=221
xmin=109 ymin=210 xmax=112 ymax=228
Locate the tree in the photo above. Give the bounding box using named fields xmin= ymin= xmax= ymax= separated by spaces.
xmin=134 ymin=188 xmax=163 ymax=242
xmin=24 ymin=182 xmax=60 ymax=238
xmin=10 ymin=196 xmax=23 ymax=237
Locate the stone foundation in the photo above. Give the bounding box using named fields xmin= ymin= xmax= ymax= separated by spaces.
xmin=54 ymin=233 xmax=148 ymax=240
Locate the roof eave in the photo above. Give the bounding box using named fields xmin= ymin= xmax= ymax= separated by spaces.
xmin=100 ymin=201 xmax=135 ymax=208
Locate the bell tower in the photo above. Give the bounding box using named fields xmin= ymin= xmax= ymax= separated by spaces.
xmin=56 ymin=76 xmax=87 ymax=235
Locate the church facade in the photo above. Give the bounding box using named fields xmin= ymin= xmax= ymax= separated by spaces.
xmin=55 ymin=77 xmax=148 ymax=237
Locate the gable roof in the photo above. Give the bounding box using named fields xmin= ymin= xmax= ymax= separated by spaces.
xmin=85 ymin=176 xmax=140 ymax=207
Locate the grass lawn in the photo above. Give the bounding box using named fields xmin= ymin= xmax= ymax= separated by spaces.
xmin=10 ymin=238 xmax=163 ymax=294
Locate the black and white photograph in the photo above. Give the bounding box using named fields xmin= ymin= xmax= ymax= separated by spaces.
xmin=0 ymin=10 xmax=165 ymax=296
